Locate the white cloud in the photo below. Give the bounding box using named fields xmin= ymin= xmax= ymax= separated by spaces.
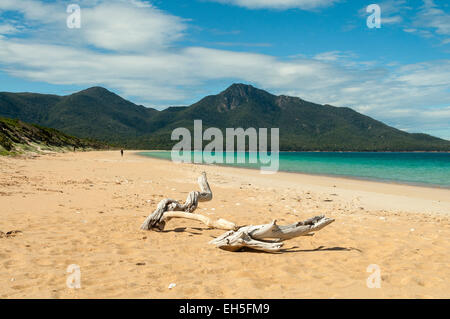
xmin=81 ymin=2 xmax=186 ymax=51
xmin=391 ymin=0 xmax=450 ymax=44
xmin=394 ymin=61 xmax=450 ymax=86
xmin=359 ymin=1 xmax=450 ymax=45
xmin=208 ymin=0 xmax=339 ymax=10
xmin=382 ymin=16 xmax=403 ymax=24
xmin=379 ymin=0 xmax=411 ymax=16
xmin=0 ymin=0 xmax=187 ymax=52
xmin=415 ymin=0 xmax=450 ymax=36
xmin=313 ymin=51 xmax=355 ymax=62
xmin=0 ymin=24 xmax=18 ymax=35
xmin=313 ymin=52 xmax=338 ymax=62
xmin=313 ymin=51 xmax=376 ymax=69
xmin=377 ymin=106 xmax=450 ymax=138
xmin=0 ymin=0 xmax=63 ymax=23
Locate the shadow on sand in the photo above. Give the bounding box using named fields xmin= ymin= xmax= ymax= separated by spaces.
xmin=162 ymin=229 xmax=361 ymax=254
xmin=230 ymin=245 xmax=362 ymax=254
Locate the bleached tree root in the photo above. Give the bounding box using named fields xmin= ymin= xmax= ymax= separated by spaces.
xmin=163 ymin=212 xmax=236 ymax=230
xmin=140 ymin=172 xmax=236 ymax=231
xmin=209 ymin=216 xmax=335 ymax=252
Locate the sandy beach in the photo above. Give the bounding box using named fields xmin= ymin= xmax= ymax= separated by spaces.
xmin=0 ymin=151 xmax=449 ymax=298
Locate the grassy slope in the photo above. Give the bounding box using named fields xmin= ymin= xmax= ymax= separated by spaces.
xmin=0 ymin=117 xmax=107 ymax=156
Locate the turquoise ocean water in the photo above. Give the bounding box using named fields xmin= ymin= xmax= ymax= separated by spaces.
xmin=139 ymin=151 xmax=450 ymax=188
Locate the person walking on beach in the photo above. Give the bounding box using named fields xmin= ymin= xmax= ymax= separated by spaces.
xmin=121 ymin=149 xmax=124 ymax=157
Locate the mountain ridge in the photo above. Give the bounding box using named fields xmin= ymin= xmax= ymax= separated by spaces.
xmin=0 ymin=84 xmax=449 ymax=151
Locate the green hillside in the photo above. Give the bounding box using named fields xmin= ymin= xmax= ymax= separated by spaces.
xmin=1 ymin=84 xmax=449 ymax=151
xmin=0 ymin=117 xmax=107 ymax=156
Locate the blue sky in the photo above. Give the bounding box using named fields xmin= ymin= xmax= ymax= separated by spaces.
xmin=0 ymin=0 xmax=449 ymax=139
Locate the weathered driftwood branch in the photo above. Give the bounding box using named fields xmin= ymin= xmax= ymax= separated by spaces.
xmin=140 ymin=172 xmax=334 ymax=252
xmin=209 ymin=216 xmax=335 ymax=252
xmin=163 ymin=212 xmax=236 ymax=230
xmin=140 ymin=172 xmax=236 ymax=231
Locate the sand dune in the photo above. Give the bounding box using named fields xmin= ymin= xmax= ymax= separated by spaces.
xmin=0 ymin=151 xmax=449 ymax=298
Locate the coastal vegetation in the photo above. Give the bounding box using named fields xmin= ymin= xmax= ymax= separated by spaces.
xmin=0 ymin=117 xmax=107 ymax=156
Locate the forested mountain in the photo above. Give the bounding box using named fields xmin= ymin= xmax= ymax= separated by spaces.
xmin=1 ymin=84 xmax=449 ymax=151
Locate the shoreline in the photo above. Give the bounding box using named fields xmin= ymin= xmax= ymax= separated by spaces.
xmin=134 ymin=151 xmax=450 ymax=215
xmin=134 ymin=149 xmax=450 ymax=153
xmin=136 ymin=151 xmax=450 ymax=191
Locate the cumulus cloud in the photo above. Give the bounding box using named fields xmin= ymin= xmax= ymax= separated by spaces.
xmin=0 ymin=0 xmax=186 ymax=52
xmin=81 ymin=2 xmax=186 ymax=51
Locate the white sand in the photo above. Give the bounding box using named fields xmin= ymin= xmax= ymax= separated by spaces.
xmin=0 ymin=151 xmax=448 ymax=298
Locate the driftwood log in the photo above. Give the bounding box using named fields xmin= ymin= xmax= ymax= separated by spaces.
xmin=140 ymin=172 xmax=334 ymax=252
xmin=209 ymin=216 xmax=334 ymax=252
xmin=140 ymin=172 xmax=236 ymax=231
